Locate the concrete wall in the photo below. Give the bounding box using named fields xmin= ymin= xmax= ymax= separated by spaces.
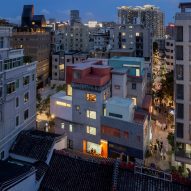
xmin=0 ymin=62 xmax=36 ymax=159
xmin=112 ymin=73 xmax=127 ymax=98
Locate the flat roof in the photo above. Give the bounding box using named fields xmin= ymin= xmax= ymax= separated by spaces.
xmin=110 ymin=56 xmax=144 ymax=62
xmin=106 ymin=97 xmax=133 ymax=107
xmin=112 ymin=68 xmax=128 ymax=74
xmin=51 ymin=91 xmax=72 ymax=101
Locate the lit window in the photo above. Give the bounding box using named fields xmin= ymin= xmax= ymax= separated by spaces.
xmin=122 ymin=32 xmax=126 ymax=36
xmin=129 ymin=26 xmax=133 ymax=28
xmin=122 ymin=45 xmax=126 ymax=49
xmin=69 ymin=124 xmax=73 ymax=132
xmin=136 ymin=33 xmax=140 ymax=37
xmin=136 ymin=69 xmax=140 ymax=77
xmin=56 ymin=101 xmax=71 ymax=107
xmin=61 ymin=123 xmax=65 ymax=129
xmin=86 ymin=126 xmax=96 ymax=135
xmin=86 ymin=110 xmax=96 ymax=119
xmin=67 ymin=84 xmax=72 ymax=96
xmin=59 ymin=64 xmax=64 ymax=70
xmin=86 ymin=93 xmax=96 ymax=102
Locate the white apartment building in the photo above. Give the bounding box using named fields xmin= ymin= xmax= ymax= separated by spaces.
xmin=175 ymin=2 xmax=191 ymax=170
xmin=0 ymin=26 xmax=37 ymax=159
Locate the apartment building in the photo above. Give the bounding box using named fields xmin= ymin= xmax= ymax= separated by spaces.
xmin=165 ymin=23 xmax=175 ymax=39
xmin=61 ymin=22 xmax=89 ymax=52
xmin=111 ymin=24 xmax=151 ymax=60
xmin=101 ymin=97 xmax=149 ymax=163
xmin=51 ymin=61 xmax=111 ymax=156
xmin=109 ymin=57 xmax=148 ymax=107
xmin=51 ymin=51 xmax=88 ymax=85
xmin=0 ymin=26 xmax=36 ymax=159
xmin=165 ymin=39 xmax=175 ymax=72
xmin=70 ymin=10 xmax=81 ymax=26
xmin=118 ymin=5 xmax=164 ymax=38
xmin=174 ymin=2 xmax=191 ymax=170
xmin=50 ymin=57 xmax=151 ymax=161
xmin=11 ymin=29 xmax=50 ymax=88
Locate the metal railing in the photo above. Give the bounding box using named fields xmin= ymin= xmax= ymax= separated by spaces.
xmin=134 ymin=166 xmax=172 ymax=182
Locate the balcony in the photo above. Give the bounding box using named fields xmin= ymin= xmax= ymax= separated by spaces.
xmin=175 ymin=150 xmax=191 ymax=159
xmin=0 ymin=27 xmax=12 ymax=37
xmin=8 ymin=49 xmax=24 ymax=59
xmin=0 ymin=48 xmax=23 ymax=60
xmin=175 ymin=12 xmax=191 ymax=20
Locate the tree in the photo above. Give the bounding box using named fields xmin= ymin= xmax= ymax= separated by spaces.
xmin=155 ymin=71 xmax=174 ymax=103
xmin=167 ymin=132 xmax=175 ymax=151
xmin=56 ymin=84 xmax=66 ymax=92
xmin=153 ymin=42 xmax=158 ymax=53
xmin=23 ymin=56 xmax=32 ymax=63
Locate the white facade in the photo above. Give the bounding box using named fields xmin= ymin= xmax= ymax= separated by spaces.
xmin=0 ymin=27 xmax=37 ymax=159
xmin=175 ymin=3 xmax=191 ymax=168
xmin=50 ymin=91 xmax=72 ymax=121
xmin=105 ymin=97 xmax=134 ymax=122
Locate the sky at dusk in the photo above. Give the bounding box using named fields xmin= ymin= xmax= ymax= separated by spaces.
xmin=0 ymin=0 xmax=190 ymax=25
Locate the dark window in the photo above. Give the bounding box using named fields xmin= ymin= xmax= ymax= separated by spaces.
xmin=114 ymin=85 xmax=120 ymax=89
xmin=24 ymin=109 xmax=29 ymax=120
xmin=176 ymin=46 xmax=183 ymax=60
xmin=16 ymin=116 xmax=19 ymax=126
xmin=7 ymin=82 xmax=15 ymax=94
xmin=176 ymin=103 xmax=184 ymax=119
xmin=55 ymin=58 xmax=58 ymax=62
xmin=67 ymin=59 xmax=70 ymax=62
xmin=124 ymin=131 xmax=129 ymax=139
xmin=176 ymin=123 xmax=183 ymax=138
xmin=0 ymin=37 xmax=3 ymax=48
xmin=176 ymin=65 xmax=183 ymax=80
xmin=16 ymin=79 xmax=19 ymax=89
xmin=0 ymin=151 xmax=4 ymax=160
xmin=176 ymin=84 xmax=184 ymax=100
xmin=176 ymin=26 xmax=183 ymax=42
xmin=16 ymin=97 xmax=19 ymax=107
xmin=109 ymin=112 xmax=123 ymax=118
xmin=24 ymin=92 xmax=29 ymax=103
xmin=54 ymin=72 xmax=57 ymax=76
xmin=132 ymin=83 xmax=136 ymax=89
xmin=55 ymin=65 xmax=57 ymax=69
xmin=23 ymin=76 xmax=30 ymax=86
xmin=67 ymin=139 xmax=73 ymax=149
xmin=32 ymin=74 xmax=35 ymax=81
